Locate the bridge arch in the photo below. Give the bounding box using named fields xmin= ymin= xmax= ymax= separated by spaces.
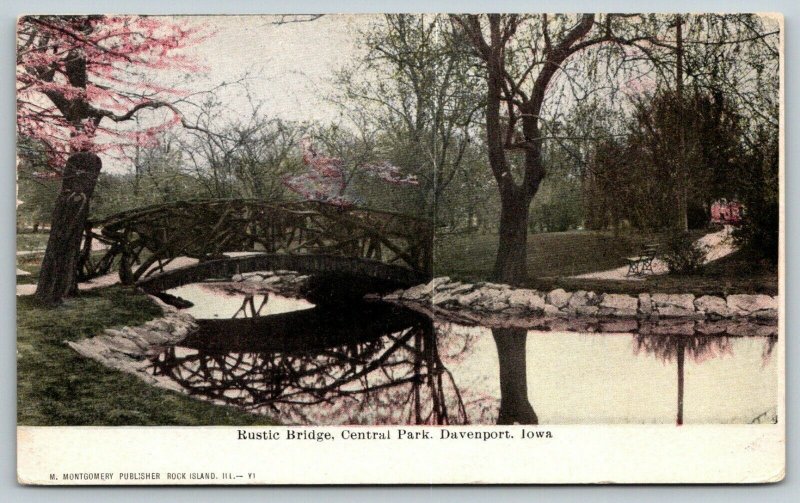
xmin=135 ymin=253 xmax=430 ymax=294
xmin=78 ymin=199 xmax=433 ymax=287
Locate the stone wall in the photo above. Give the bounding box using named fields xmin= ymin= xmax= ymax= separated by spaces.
xmin=370 ymin=277 xmax=779 ymax=330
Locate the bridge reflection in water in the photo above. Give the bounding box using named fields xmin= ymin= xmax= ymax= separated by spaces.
xmin=147 ymin=294 xmax=778 ymax=426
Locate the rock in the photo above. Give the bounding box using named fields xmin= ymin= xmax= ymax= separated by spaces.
xmin=231 ymin=273 xmax=244 ymax=282
xmin=546 ymin=288 xmax=571 ymax=309
xmin=426 ymin=277 xmax=449 ymax=291
xmin=484 ymin=297 xmax=510 ymax=312
xmin=727 ymin=294 xmax=776 ymax=317
xmin=479 ymin=287 xmax=510 ymax=310
xmin=506 ymin=289 xmax=546 ymax=313
xmin=543 ymin=304 xmax=561 ymax=316
xmin=638 ymin=293 xmax=652 ymax=316
xmin=437 ymin=280 xmax=463 ymax=291
xmin=750 ymin=309 xmax=778 ymax=321
xmin=448 ymin=283 xmax=476 ymax=296
xmin=433 ymin=278 xmax=461 ymax=292
xmin=694 ymin=295 xmax=730 ymax=318
xmin=652 ymin=293 xmax=696 ymax=317
xmin=401 ymin=284 xmax=431 ymax=301
xmin=599 ymin=294 xmax=638 ymax=317
xmin=501 ymin=306 xmax=528 ymax=316
xmin=575 ymin=305 xmax=599 ymax=317
xmin=567 ymin=290 xmax=590 ymax=309
xmin=432 ymin=291 xmax=457 ymax=305
xmin=455 ymin=289 xmax=486 ymax=307
xmin=383 ymin=289 xmax=403 ymax=300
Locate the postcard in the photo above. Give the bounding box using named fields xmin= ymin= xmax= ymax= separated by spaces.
xmin=16 ymin=13 xmax=784 ymax=484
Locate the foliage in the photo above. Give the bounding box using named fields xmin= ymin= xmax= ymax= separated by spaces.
xmin=585 ymin=89 xmax=749 ymax=231
xmin=335 ymin=14 xmax=484 ymax=220
xmin=529 ymin=176 xmax=583 ymax=233
xmin=661 ymin=231 xmax=708 ymax=274
xmin=176 ymin=94 xmax=307 ymax=201
xmin=16 ymin=138 xmax=58 ymax=229
xmin=733 ymin=128 xmax=779 ymax=263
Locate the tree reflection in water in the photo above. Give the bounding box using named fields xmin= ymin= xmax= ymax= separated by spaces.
xmin=634 ymin=333 xmax=777 ymax=425
xmin=491 ymin=328 xmax=538 ymax=425
xmin=149 ymin=304 xmax=478 ymax=425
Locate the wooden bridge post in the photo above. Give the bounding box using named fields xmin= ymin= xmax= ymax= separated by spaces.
xmin=119 ymin=249 xmax=134 ymax=285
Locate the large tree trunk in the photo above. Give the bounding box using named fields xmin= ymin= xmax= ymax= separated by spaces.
xmin=492 ymin=327 xmax=538 ymax=425
xmin=35 ymin=152 xmax=102 ymax=306
xmin=493 ymin=191 xmax=532 ymax=285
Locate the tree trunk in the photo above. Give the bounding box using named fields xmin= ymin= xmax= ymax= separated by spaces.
xmin=492 ymin=327 xmax=538 ymax=425
xmin=493 ymin=193 xmax=531 ymax=285
xmin=676 ymin=14 xmax=689 ymax=231
xmin=35 ymin=153 xmax=102 ymax=306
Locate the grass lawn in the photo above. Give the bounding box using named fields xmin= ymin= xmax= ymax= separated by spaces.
xmin=15 ymin=254 xmax=43 ymax=285
xmin=435 ymin=230 xmax=777 ymax=296
xmin=16 ymin=232 xmax=50 ymax=252
xmin=16 ymin=231 xmax=49 ymax=284
xmin=435 ymin=229 xmax=687 ymax=280
xmin=17 ymin=286 xmax=277 ymax=426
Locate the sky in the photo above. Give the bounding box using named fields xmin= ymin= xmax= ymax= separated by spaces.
xmin=179 ymin=14 xmax=374 ymax=123
xmin=96 ymin=14 xmax=379 ymax=174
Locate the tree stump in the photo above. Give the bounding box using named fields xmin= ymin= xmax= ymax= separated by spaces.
xmin=35 ymin=152 xmax=102 ymax=306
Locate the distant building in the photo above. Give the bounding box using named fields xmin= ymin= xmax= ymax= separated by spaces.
xmin=710 ymin=199 xmax=743 ymax=225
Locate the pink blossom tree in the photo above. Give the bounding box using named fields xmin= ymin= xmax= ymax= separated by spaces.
xmin=284 ymin=137 xmax=419 ymax=208
xmin=17 ymin=15 xmax=208 ymax=304
xmin=17 ymin=15 xmax=206 ymax=170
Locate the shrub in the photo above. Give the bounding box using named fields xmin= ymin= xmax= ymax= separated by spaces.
xmin=662 ymin=231 xmax=707 ymax=274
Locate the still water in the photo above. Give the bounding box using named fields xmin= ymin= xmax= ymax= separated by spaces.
xmin=148 ymin=283 xmax=777 ymax=425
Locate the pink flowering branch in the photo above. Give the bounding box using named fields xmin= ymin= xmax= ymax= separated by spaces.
xmin=17 ymin=15 xmax=211 ymax=171
xmin=284 ymin=138 xmax=418 ymax=207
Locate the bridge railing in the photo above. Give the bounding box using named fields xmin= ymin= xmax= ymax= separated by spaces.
xmin=78 ymin=199 xmax=433 ymax=283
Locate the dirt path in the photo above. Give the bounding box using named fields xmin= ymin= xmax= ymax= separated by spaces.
xmin=15 ymin=256 xmax=200 ymax=297
xmin=572 ymin=226 xmax=737 ymax=281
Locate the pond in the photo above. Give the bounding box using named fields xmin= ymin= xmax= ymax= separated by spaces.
xmin=148 ymin=283 xmax=778 ymax=426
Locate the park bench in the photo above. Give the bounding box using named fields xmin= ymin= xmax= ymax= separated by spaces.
xmin=625 ymin=243 xmax=660 ymax=277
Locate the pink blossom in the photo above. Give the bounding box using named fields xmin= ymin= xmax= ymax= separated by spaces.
xmin=17 ymin=15 xmax=208 ymax=170
xmin=286 ymin=138 xmax=418 ymax=206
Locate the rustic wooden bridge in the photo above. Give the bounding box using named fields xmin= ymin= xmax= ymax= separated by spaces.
xmin=78 ymin=199 xmax=433 ymax=291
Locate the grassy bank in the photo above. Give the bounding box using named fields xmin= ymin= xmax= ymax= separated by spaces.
xmin=17 ymin=286 xmax=277 ymax=425
xmin=435 ymin=231 xmax=777 ymax=296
